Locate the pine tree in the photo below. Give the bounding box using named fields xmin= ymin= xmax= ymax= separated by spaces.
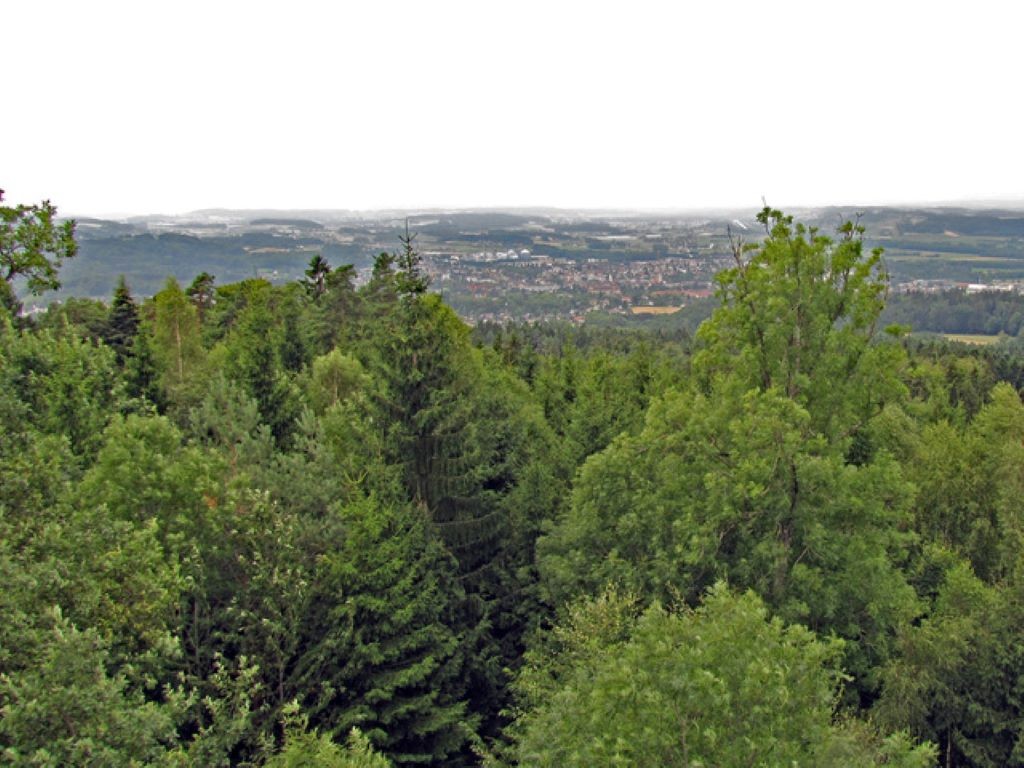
xmin=186 ymin=271 xmax=216 ymax=322
xmin=304 ymin=254 xmax=331 ymax=300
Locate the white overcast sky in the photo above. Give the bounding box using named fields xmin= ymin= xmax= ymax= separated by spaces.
xmin=4 ymin=0 xmax=1022 ymax=216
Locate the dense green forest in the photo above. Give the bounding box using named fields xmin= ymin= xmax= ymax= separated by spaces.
xmin=7 ymin=197 xmax=1024 ymax=766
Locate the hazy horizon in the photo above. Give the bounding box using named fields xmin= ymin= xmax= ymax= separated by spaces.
xmin=60 ymin=195 xmax=1024 ymax=222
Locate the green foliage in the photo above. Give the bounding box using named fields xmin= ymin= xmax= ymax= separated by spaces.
xmin=77 ymin=413 xmax=222 ymax=550
xmin=267 ymin=706 xmax=391 ymax=768
xmin=0 ymin=315 xmax=123 ymax=457
xmin=210 ymin=280 xmax=304 ymax=443
xmin=124 ymin=323 xmax=164 ymax=407
xmin=0 ymin=611 xmax=182 ymax=767
xmin=541 ymin=385 xmax=920 ymax=687
xmin=528 ymin=340 xmax=682 ymax=467
xmin=540 ymin=211 xmax=920 ymax=690
xmin=0 ymin=189 xmax=77 ymax=297
xmin=695 ymin=207 xmax=900 ymax=441
xmin=514 ymin=584 xmax=933 ymax=767
xmin=182 ymin=490 xmax=312 ymax=755
xmin=105 ymin=275 xmax=140 ymax=362
xmin=907 ymin=383 xmax=1024 ymax=582
xmin=292 ymin=495 xmax=470 ymax=764
xmin=179 ymin=656 xmax=264 ymax=766
xmin=185 ymin=373 xmax=273 ymax=468
xmin=37 ymin=296 xmax=110 ymax=341
xmin=308 ymin=264 xmax=361 ymax=352
xmin=358 ymin=280 xmax=570 ymax=738
xmin=150 ymin=276 xmax=207 ymax=408
xmin=307 ymin=349 xmax=370 ymax=413
xmin=511 ymin=586 xmax=642 ymax=722
xmin=0 ymin=375 xmax=78 ymax=527
xmin=876 ymin=560 xmax=1024 ymax=767
xmin=394 ymin=227 xmax=430 ymax=297
xmin=4 ymin=207 xmax=999 ymax=765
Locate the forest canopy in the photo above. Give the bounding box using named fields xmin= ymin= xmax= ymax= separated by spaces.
xmin=1 ymin=203 xmax=1021 ymax=767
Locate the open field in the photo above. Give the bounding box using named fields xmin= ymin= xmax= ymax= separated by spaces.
xmin=631 ymin=306 xmax=680 ymax=315
xmin=941 ymin=333 xmax=1005 ymax=345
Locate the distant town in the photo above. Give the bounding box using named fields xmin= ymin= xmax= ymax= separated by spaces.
xmin=31 ymin=206 xmax=1024 ymax=324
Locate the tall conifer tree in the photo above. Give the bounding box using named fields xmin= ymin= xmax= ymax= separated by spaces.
xmin=105 ymin=275 xmax=139 ymax=363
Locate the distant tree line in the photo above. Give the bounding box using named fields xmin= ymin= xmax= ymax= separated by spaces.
xmin=882 ymin=289 xmax=1024 ymax=336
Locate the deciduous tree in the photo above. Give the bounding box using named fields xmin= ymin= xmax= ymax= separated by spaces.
xmin=515 ymin=584 xmax=933 ymax=767
xmin=540 ymin=208 xmax=919 ymax=693
xmin=0 ymin=189 xmax=77 ymax=298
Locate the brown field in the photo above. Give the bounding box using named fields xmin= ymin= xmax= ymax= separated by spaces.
xmin=942 ymin=333 xmax=1003 ymax=345
xmin=631 ymin=306 xmax=681 ymax=315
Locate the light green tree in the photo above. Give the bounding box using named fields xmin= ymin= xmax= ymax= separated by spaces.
xmin=150 ymin=276 xmax=207 ymax=407
xmin=515 ymin=584 xmax=933 ymax=767
xmin=267 ymin=705 xmax=391 ymax=768
xmin=540 ymin=208 xmax=919 ymax=691
xmin=693 ymin=207 xmax=903 ymax=439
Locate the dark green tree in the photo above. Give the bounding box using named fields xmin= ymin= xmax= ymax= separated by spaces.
xmin=279 ymin=283 xmax=312 ymax=373
xmin=315 ymin=264 xmax=361 ymax=352
xmin=104 ymin=275 xmax=140 ymax=363
xmin=187 ymin=271 xmax=217 ymax=322
xmin=394 ymin=225 xmax=429 ymax=297
xmin=124 ymin=321 xmax=164 ymax=407
xmin=360 ymin=278 xmax=565 ymax=738
xmin=222 ymin=286 xmax=300 ymax=445
xmin=290 ymin=495 xmax=471 ymax=765
xmin=876 ymin=560 xmax=1024 ymax=768
xmin=304 ymin=254 xmax=332 ymax=300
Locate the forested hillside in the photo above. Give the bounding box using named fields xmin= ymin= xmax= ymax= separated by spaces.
xmin=5 ymin=200 xmax=1024 ymax=766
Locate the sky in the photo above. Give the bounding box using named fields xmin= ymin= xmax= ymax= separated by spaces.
xmin=5 ymin=0 xmax=1023 ymax=216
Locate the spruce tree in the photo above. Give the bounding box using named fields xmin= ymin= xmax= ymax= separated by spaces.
xmin=360 ymin=256 xmax=562 ymax=737
xmin=223 ymin=288 xmax=299 ymax=445
xmin=104 ymin=275 xmax=139 ymax=363
xmin=290 ymin=495 xmax=471 ymax=765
